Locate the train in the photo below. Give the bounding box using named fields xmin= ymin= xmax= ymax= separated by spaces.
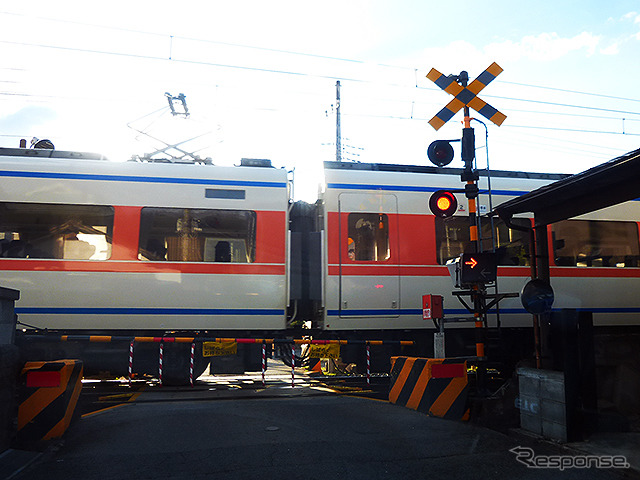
xmin=2 ymin=145 xmax=640 ymax=383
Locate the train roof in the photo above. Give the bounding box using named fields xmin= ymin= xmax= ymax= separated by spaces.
xmin=0 ymin=147 xmax=108 ymax=161
xmin=0 ymin=147 xmax=275 ymax=168
xmin=324 ymin=160 xmax=569 ymax=181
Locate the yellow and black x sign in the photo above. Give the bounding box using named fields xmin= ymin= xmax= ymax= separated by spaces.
xmin=427 ymin=62 xmax=507 ymax=131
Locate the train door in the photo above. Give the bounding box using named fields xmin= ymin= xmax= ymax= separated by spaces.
xmin=338 ymin=192 xmax=400 ymax=317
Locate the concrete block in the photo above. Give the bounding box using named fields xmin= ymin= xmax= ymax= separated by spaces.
xmin=518 ymin=393 xmax=540 ymax=415
xmin=540 ymin=399 xmax=566 ymax=425
xmin=518 ymin=375 xmax=540 ymax=397
xmin=542 ymin=378 xmax=566 ymax=402
xmin=542 ymin=419 xmax=568 ymax=443
xmin=517 ymin=367 xmax=569 ymax=442
xmin=520 ymin=412 xmax=542 ymax=435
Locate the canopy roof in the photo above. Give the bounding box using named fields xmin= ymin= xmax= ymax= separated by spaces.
xmin=493 ymin=147 xmax=640 ymax=226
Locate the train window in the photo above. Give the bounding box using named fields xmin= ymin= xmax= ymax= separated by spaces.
xmin=0 ymin=203 xmax=113 ymax=260
xmin=552 ymin=219 xmax=640 ymax=267
xmin=138 ymin=208 xmax=257 ymax=263
xmin=436 ymin=216 xmax=531 ymax=266
xmin=347 ymin=213 xmax=390 ymax=262
xmin=480 ymin=217 xmax=531 ymax=266
xmin=435 ymin=217 xmax=469 ymax=265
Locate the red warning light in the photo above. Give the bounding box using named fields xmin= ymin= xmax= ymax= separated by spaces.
xmin=429 ymin=190 xmax=458 ymax=218
xmin=436 ymin=196 xmax=452 ymax=211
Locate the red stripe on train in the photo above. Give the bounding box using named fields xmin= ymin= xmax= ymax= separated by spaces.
xmin=329 ymin=264 xmax=640 ymax=278
xmin=328 ymin=265 xmax=449 ymax=276
xmin=549 ymin=267 xmax=640 ymax=278
xmin=0 ymin=260 xmax=285 ymax=275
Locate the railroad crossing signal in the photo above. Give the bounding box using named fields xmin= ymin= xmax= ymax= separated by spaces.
xmin=427 ymin=62 xmax=507 ymax=131
xmin=427 ymin=140 xmax=455 ymax=166
xmin=429 ymin=190 xmax=458 ymax=218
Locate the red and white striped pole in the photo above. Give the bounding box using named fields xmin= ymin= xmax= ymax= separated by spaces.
xmin=128 ymin=339 xmax=135 ymax=385
xmin=261 ymin=341 xmax=266 ymax=387
xmin=189 ymin=342 xmax=195 ymax=387
xmin=366 ymin=343 xmax=371 ymax=385
xmin=291 ymin=344 xmax=295 ymax=388
xmin=158 ymin=342 xmax=164 ymax=386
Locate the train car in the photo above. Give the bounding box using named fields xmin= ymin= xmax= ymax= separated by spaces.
xmin=0 ymin=147 xmax=289 ymax=382
xmin=2 ymin=146 xmax=640 ymax=382
xmin=320 ymin=159 xmax=640 ymax=319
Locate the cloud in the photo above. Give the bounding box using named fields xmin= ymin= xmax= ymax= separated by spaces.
xmin=0 ymin=105 xmax=57 ymax=134
xmin=600 ymin=42 xmax=620 ymax=55
xmin=484 ymin=32 xmax=601 ymax=62
xmin=404 ymin=41 xmax=490 ymax=80
xmin=616 ymin=11 xmax=640 ymax=42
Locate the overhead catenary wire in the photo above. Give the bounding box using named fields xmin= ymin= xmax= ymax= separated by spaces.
xmin=1 ymin=11 xmax=639 ymax=165
xmin=2 ymin=37 xmax=640 ymax=120
xmin=2 ymin=10 xmax=639 ymax=106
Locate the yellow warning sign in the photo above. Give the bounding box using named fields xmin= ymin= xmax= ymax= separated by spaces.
xmin=308 ymin=343 xmax=341 ymax=359
xmin=203 ymin=341 xmax=238 ymax=357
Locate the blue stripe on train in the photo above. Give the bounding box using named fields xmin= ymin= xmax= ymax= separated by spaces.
xmin=0 ymin=170 xmax=287 ymax=189
xmin=326 ymin=183 xmax=531 ymax=197
xmin=327 ymin=307 xmax=640 ymax=316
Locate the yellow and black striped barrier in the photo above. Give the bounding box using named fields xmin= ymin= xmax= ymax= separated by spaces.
xmin=389 ymin=357 xmax=470 ymax=421
xmin=17 ymin=359 xmax=83 ymax=447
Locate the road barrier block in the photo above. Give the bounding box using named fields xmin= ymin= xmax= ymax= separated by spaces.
xmin=389 ymin=356 xmax=469 ymax=420
xmin=16 ymin=359 xmax=83 ymax=447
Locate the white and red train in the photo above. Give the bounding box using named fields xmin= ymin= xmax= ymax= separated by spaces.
xmin=1 ymin=146 xmax=639 ymax=380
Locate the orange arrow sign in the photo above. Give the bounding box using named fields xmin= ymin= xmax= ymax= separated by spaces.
xmin=464 ymin=257 xmax=478 ymax=269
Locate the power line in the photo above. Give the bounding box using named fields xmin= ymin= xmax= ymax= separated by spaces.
xmin=483 ymin=93 xmax=640 ymax=117
xmin=342 ymin=110 xmax=640 ymax=137
xmin=500 ymin=130 xmax=625 ymax=157
xmin=0 ymin=39 xmax=376 ymax=85
xmin=0 ymin=11 xmax=409 ymax=72
xmin=3 ymin=9 xmax=640 ymax=107
xmin=2 ymin=20 xmax=640 ymax=152
xmin=4 ymin=37 xmax=640 ymax=124
xmin=513 ymin=130 xmax=632 ymax=153
xmin=500 ymin=80 xmax=640 ymax=104
xmin=503 ymin=124 xmax=640 ymax=136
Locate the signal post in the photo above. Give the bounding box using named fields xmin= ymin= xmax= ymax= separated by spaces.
xmin=426 ymin=63 xmax=517 ymax=370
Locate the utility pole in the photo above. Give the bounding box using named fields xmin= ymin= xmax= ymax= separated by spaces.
xmin=336 ymin=81 xmax=342 ymax=162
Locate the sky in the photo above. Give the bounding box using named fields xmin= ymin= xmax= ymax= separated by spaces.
xmin=1 ymin=1 xmax=640 ymax=201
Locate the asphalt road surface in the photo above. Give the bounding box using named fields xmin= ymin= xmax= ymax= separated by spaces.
xmin=13 ymin=390 xmax=630 ymax=480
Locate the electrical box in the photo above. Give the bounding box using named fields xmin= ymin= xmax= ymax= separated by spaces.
xmin=422 ymin=294 xmax=443 ymax=320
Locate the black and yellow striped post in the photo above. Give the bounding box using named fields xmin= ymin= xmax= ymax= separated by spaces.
xmin=16 ymin=359 xmax=83 ymax=447
xmin=459 ymin=84 xmax=486 ymax=361
xmin=389 ymin=357 xmax=470 ymax=420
